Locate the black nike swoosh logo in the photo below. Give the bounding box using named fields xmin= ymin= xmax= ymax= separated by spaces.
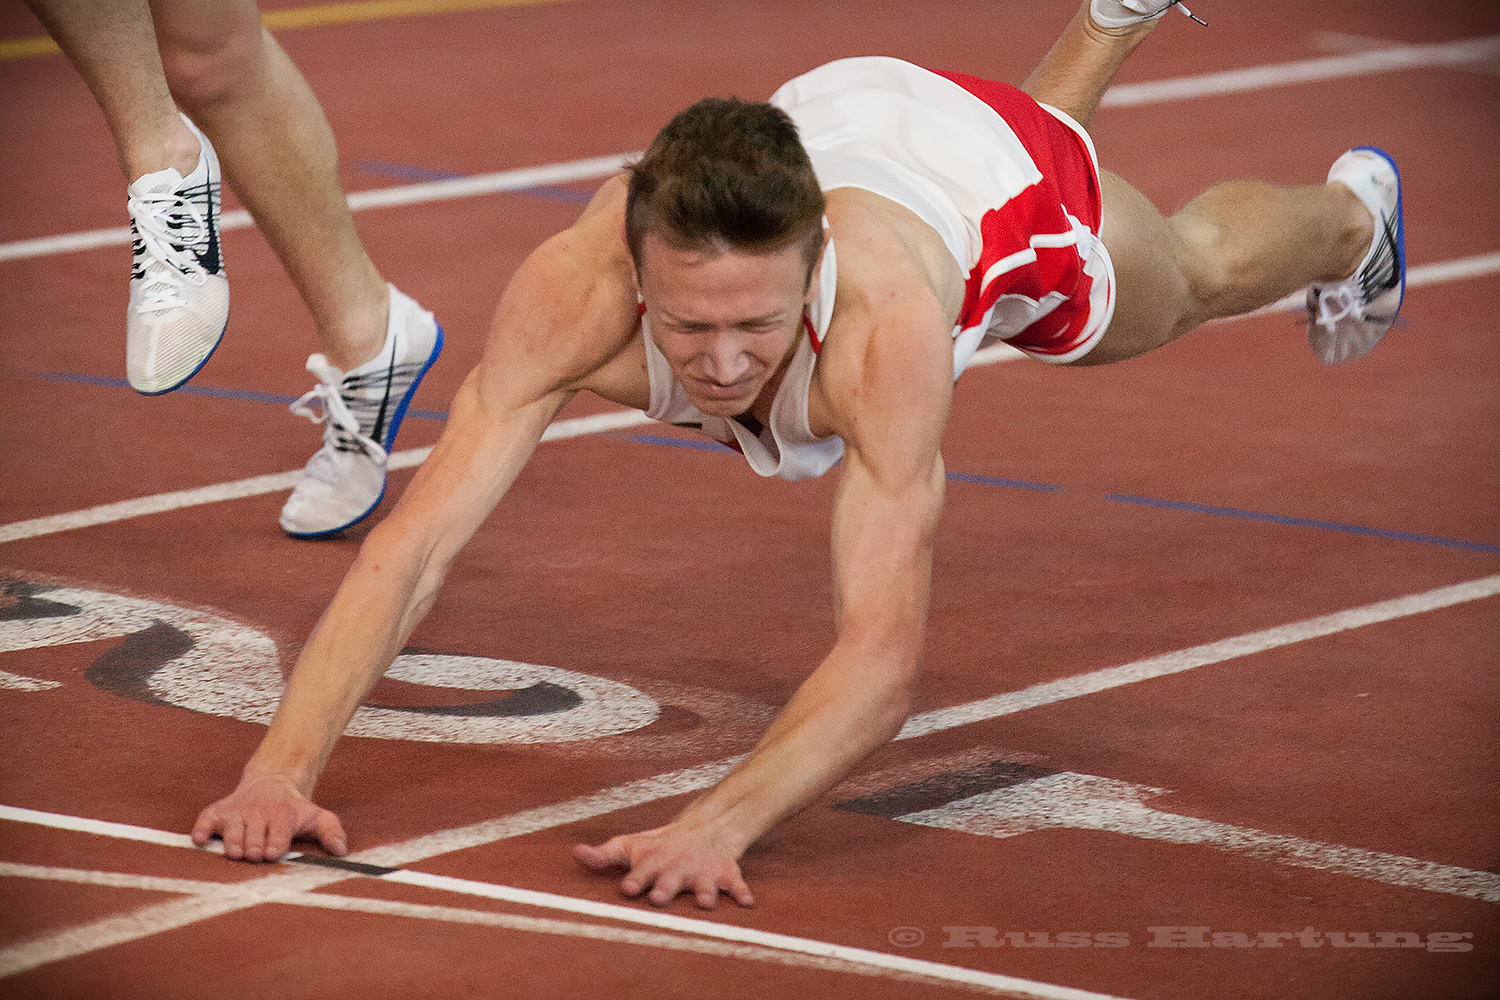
xmin=193 ymin=178 xmax=223 ymax=275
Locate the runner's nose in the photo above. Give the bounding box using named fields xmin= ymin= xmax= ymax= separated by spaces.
xmin=701 ymin=335 xmax=751 ymax=384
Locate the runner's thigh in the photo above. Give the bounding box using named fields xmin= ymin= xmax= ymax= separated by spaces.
xmin=1087 ymin=170 xmax=1198 ymax=364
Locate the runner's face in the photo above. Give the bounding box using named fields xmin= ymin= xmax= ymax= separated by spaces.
xmin=638 ymin=234 xmax=817 ymax=418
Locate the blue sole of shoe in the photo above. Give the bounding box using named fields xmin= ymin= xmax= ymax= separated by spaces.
xmin=284 ymin=321 xmax=446 ymax=539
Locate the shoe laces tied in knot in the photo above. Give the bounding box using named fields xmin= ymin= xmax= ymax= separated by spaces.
xmin=128 ymin=188 xmax=211 ymax=311
xmin=289 ymin=355 xmax=388 ymax=462
xmin=1314 ymin=284 xmax=1365 ymax=336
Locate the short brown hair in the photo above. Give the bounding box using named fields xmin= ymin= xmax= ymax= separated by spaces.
xmin=626 ymin=97 xmax=825 ymax=284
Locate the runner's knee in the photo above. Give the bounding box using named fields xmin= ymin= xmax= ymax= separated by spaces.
xmin=156 ymin=15 xmax=265 ymax=114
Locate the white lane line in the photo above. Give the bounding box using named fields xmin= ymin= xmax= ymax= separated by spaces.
xmin=0 ymin=862 xmax=225 ymax=897
xmin=341 ymin=153 xmax=636 ymax=213
xmin=1409 ymin=251 xmax=1500 ymax=286
xmin=5 ymin=37 xmax=1497 ymax=264
xmin=353 ymin=758 xmax=741 ymax=868
xmin=0 ymin=470 xmax=323 ymax=546
xmin=0 ymin=153 xmax=637 ymax=263
xmin=1243 ymin=250 xmax=1500 ymax=317
xmin=1101 ymin=34 xmax=1500 ymax=106
xmin=897 ymin=574 xmax=1500 ymax=739
xmin=283 ymin=894 xmax=1003 ymax=995
xmin=0 ymin=806 xmax=220 ymax=854
xmin=432 ymin=574 xmax=1497 ymax=851
xmin=369 ymin=580 xmax=1500 ymax=862
xmin=536 ymin=408 xmax=654 ymax=442
xmin=0 ymin=408 xmax=653 ymax=545
xmin=0 ymin=862 xmax=352 ymax=979
xmin=896 ymin=772 xmax=1500 ymax=903
xmin=0 ymin=862 xmax=1101 ymax=997
xmin=0 ymin=821 xmax=1134 ymax=998
xmin=375 ymin=869 xmax=1136 ymax=999
xmin=4 ymin=244 xmax=1495 ymax=546
xmin=0 ymin=762 xmax=746 ymax=918
xmin=3 ymin=571 xmax=1496 ymax=977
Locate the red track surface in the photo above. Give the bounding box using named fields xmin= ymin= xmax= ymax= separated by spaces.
xmin=1 ymin=2 xmax=1497 ymax=998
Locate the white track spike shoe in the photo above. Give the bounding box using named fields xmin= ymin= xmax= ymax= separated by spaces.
xmin=126 ymin=114 xmax=229 ymax=394
xmin=1090 ymin=0 xmax=1185 ymax=28
xmin=1306 ymin=146 xmax=1406 ymax=365
xmin=279 ymin=285 xmax=444 ymax=537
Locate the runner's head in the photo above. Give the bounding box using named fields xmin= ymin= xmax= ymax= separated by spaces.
xmin=626 ymin=97 xmax=825 ymax=288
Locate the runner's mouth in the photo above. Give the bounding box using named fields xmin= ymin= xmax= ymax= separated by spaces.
xmin=687 ymin=374 xmax=759 ymax=399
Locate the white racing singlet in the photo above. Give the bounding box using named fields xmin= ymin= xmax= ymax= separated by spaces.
xmin=643 ymin=239 xmax=844 ymax=481
xmin=644 ymin=56 xmax=1114 ymax=482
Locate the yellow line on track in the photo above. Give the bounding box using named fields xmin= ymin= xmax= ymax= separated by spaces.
xmin=262 ymin=0 xmax=577 ymax=30
xmin=0 ymin=35 xmax=59 ymax=60
xmin=0 ymin=0 xmax=578 ymax=62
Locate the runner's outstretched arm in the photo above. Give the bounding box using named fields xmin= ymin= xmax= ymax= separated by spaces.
xmin=192 ymin=369 xmax=571 ymax=860
xmin=574 ymin=214 xmax=959 ymax=909
xmin=192 ymin=183 xmax=640 ymax=861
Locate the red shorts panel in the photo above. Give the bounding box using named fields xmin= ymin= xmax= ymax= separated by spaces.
xmin=933 ymin=70 xmax=1110 ymax=360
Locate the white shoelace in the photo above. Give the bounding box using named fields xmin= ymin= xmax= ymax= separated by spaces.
xmin=289 ymin=357 xmax=389 ymax=462
xmin=1314 ymin=283 xmax=1365 ymax=336
xmin=128 ymin=188 xmax=211 ymax=313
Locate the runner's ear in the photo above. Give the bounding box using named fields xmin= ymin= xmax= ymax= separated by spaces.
xmin=804 ymin=224 xmax=831 ymax=301
xmin=624 ymin=218 xmax=642 ymax=292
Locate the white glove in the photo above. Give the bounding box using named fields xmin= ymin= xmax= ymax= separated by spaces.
xmin=1089 ymin=0 xmax=1176 ymax=28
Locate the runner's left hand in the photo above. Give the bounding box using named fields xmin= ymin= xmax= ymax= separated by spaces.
xmin=574 ymin=823 xmax=756 ymax=909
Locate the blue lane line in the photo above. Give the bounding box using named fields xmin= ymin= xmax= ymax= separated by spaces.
xmin=630 ymin=433 xmax=737 ymax=453
xmin=626 ymin=434 xmax=1497 ymax=554
xmin=1104 ymin=493 xmax=1500 ymax=555
xmin=946 ymin=471 xmax=1064 ymax=494
xmin=37 ymin=371 xmax=449 ymax=421
xmin=356 ymin=161 xmax=595 ymax=204
xmin=32 ymin=368 xmax=1498 ymax=556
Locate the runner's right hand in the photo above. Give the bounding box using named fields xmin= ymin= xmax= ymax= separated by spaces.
xmin=191 ymin=775 xmax=347 ymax=862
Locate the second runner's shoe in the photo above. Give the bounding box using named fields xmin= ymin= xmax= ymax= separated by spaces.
xmin=279 ymin=285 xmax=444 ymax=538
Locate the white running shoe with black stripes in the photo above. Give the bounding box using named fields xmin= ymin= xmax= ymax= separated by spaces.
xmin=1306 ymin=146 xmax=1406 ymax=365
xmin=279 ymin=285 xmax=444 ymax=537
xmin=126 ymin=114 xmax=229 ymax=395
